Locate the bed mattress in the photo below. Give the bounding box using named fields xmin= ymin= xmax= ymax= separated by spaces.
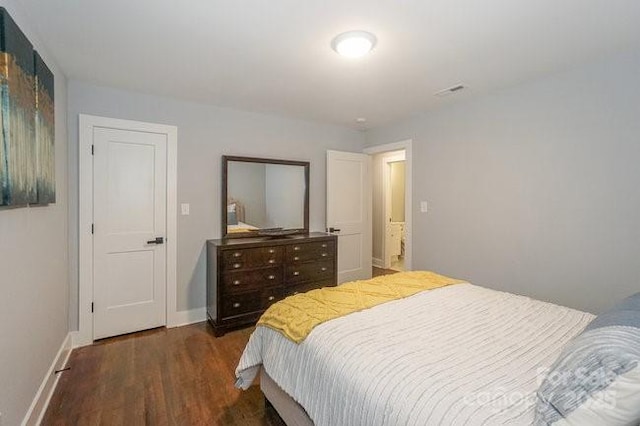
xmin=236 ymin=283 xmax=594 ymax=426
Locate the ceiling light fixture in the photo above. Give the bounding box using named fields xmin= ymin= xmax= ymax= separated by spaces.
xmin=331 ymin=31 xmax=377 ymax=58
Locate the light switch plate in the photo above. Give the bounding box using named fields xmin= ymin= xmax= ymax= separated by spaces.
xmin=420 ymin=201 xmax=428 ymax=213
xmin=181 ymin=203 xmax=190 ymax=215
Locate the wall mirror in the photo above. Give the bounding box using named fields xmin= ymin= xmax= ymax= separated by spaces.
xmin=222 ymin=155 xmax=310 ymax=238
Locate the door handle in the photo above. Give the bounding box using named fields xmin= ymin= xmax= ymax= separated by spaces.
xmin=327 ymin=227 xmax=341 ymax=233
xmin=147 ymin=237 xmax=164 ymax=245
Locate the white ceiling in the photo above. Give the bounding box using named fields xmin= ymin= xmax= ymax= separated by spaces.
xmin=20 ymin=0 xmax=640 ymax=129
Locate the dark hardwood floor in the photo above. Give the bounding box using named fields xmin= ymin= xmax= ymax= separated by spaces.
xmin=43 ymin=323 xmax=284 ymax=426
xmin=45 ymin=269 xmax=396 ymax=425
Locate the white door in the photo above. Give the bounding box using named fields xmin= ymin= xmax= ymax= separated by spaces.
xmin=93 ymin=127 xmax=167 ymax=339
xmin=327 ymin=150 xmax=372 ymax=283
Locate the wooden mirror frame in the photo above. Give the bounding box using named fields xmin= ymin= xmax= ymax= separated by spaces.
xmin=221 ymin=155 xmax=310 ymax=239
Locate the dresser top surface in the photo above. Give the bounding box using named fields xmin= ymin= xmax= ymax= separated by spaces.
xmin=208 ymin=232 xmax=336 ymax=248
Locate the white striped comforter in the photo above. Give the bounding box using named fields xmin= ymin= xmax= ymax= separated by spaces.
xmin=236 ymin=284 xmax=594 ymax=426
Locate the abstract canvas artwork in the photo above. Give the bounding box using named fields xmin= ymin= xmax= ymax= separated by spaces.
xmin=34 ymin=51 xmax=55 ymax=203
xmin=0 ymin=7 xmax=55 ymax=208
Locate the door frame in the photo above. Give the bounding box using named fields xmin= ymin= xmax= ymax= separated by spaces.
xmin=363 ymin=140 xmax=413 ymax=271
xmin=77 ymin=114 xmax=178 ymax=347
xmin=382 ymin=151 xmax=406 ymax=269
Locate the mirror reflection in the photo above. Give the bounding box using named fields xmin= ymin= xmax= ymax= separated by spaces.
xmin=227 ymin=161 xmax=306 ymax=234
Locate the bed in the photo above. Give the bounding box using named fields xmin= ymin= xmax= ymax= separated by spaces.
xmin=227 ymin=199 xmax=260 ymax=233
xmin=227 ymin=221 xmax=259 ymax=234
xmin=236 ymin=277 xmax=598 ymax=425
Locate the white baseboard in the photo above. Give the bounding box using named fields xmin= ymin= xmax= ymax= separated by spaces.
xmin=22 ymin=333 xmax=73 ymax=426
xmin=372 ymin=257 xmax=384 ymax=268
xmin=71 ymin=330 xmax=91 ymax=348
xmin=169 ymin=307 xmax=206 ymax=328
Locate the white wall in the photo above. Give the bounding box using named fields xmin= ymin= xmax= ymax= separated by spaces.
xmin=366 ymin=49 xmax=640 ymax=314
xmin=67 ymin=80 xmax=365 ymax=326
xmin=0 ymin=1 xmax=69 ymax=424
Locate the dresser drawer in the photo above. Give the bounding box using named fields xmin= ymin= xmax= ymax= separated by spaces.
xmin=287 ymin=241 xmax=335 ymax=263
xmin=221 ymin=246 xmax=283 ymax=271
xmin=208 ymin=234 xmax=338 ymax=337
xmin=221 ymin=291 xmax=263 ymax=318
xmin=262 ymin=287 xmax=285 ymax=309
xmin=286 ymin=260 xmax=334 ymax=284
xmin=286 ymin=279 xmax=335 ymax=296
xmin=221 ymin=267 xmax=282 ymax=293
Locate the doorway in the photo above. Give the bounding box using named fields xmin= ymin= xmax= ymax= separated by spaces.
xmin=385 ymin=152 xmax=406 ymax=271
xmin=363 ymin=140 xmax=412 ymax=276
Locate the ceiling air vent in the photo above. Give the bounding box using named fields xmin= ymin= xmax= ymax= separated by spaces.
xmin=434 ymin=84 xmax=466 ymax=97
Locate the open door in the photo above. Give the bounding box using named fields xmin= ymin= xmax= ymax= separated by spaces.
xmin=327 ymin=150 xmax=372 ymax=283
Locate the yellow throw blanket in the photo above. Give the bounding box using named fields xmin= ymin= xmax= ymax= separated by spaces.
xmin=258 ymin=270 xmax=465 ymax=343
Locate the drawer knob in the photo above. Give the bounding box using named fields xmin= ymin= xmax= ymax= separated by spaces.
xmin=269 ymin=249 xmax=275 ymax=254
xmin=233 ymin=263 xmax=241 ymax=269
xmin=321 ymin=253 xmax=327 ymax=257
xmin=293 ymin=271 xmax=300 ymax=276
xmin=233 ymin=302 xmax=241 ymax=308
xmin=321 ymin=267 xmax=327 ymax=272
xmin=294 ymin=256 xmax=300 ymax=261
xmin=268 ymin=259 xmax=276 ymax=264
xmin=322 ymin=244 xmax=327 ymax=248
xmin=268 ymin=296 xmax=275 ymax=301
xmin=293 ymin=246 xmax=300 ymax=251
xmin=233 ymin=280 xmax=241 ymax=286
xmin=233 ymin=252 xmax=242 ymax=258
xmin=268 ymin=275 xmax=275 ymax=280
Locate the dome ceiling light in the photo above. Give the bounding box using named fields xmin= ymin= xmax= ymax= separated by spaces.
xmin=331 ymin=31 xmax=377 ymax=58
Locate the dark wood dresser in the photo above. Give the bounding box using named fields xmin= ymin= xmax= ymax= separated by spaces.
xmin=206 ymin=232 xmax=337 ymax=336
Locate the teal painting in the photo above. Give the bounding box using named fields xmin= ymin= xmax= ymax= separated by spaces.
xmin=34 ymin=51 xmax=55 ymax=204
xmin=0 ymin=8 xmax=54 ymax=207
